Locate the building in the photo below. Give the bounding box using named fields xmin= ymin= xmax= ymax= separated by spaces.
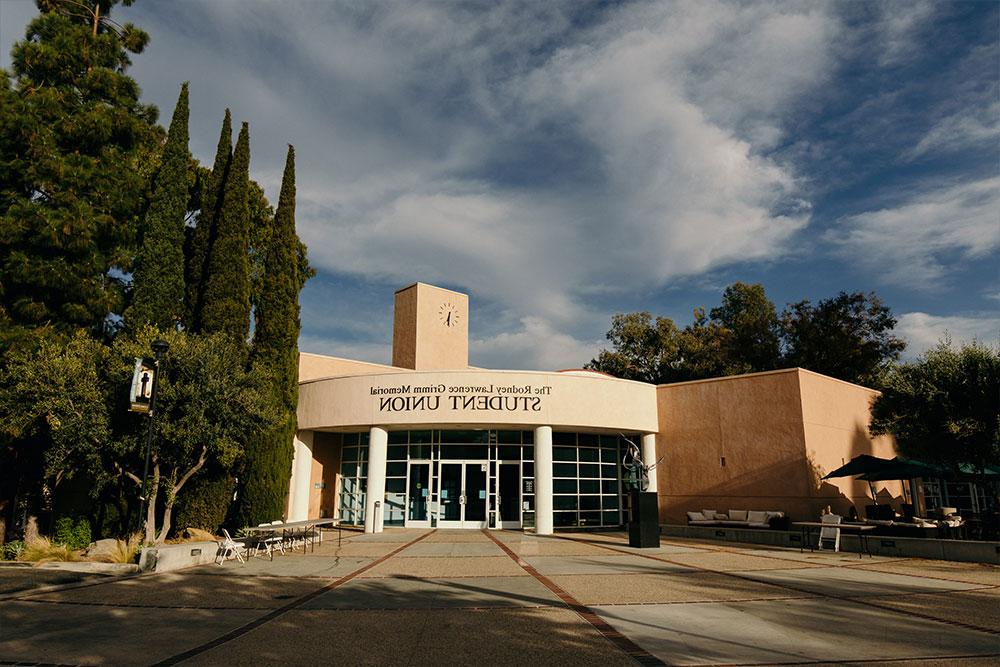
xmin=288 ymin=283 xmax=902 ymax=533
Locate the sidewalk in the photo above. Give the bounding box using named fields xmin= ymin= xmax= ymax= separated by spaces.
xmin=2 ymin=529 xmax=998 ymax=665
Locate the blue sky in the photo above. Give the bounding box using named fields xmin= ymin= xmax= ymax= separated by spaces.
xmin=2 ymin=0 xmax=997 ymax=370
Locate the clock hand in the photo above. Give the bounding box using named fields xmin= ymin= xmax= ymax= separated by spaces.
xmin=446 ymin=312 xmax=451 ymax=326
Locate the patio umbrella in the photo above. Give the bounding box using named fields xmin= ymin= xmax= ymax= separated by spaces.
xmin=821 ymin=454 xmax=895 ymax=480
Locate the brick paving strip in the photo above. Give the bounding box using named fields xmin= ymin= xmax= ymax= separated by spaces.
xmin=557 ymin=534 xmax=1000 ymax=639
xmin=482 ymin=529 xmax=667 ymax=667
xmin=150 ymin=530 xmax=435 ymax=667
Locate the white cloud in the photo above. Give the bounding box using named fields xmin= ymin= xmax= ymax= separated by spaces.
xmin=829 ymin=178 xmax=1000 ymax=290
xmin=905 ymin=102 xmax=1000 ymax=160
xmin=873 ymin=0 xmax=937 ymax=67
xmin=897 ymin=312 xmax=1000 ymax=356
xmin=470 ymin=316 xmax=602 ymax=371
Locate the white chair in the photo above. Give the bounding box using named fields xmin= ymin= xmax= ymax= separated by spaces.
xmin=217 ymin=528 xmax=246 ymax=564
xmin=254 ymin=523 xmax=285 ymax=557
xmin=818 ymin=514 xmax=842 ymax=552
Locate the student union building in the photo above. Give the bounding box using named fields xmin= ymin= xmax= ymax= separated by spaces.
xmin=286 ymin=283 xmax=902 ymax=533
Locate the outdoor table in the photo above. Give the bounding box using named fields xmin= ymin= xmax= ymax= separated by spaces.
xmin=244 ymin=518 xmax=339 ymax=560
xmin=792 ymin=521 xmax=876 ymax=558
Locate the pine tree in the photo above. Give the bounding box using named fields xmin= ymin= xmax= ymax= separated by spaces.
xmin=234 ymin=146 xmax=310 ymax=526
xmin=185 ymin=109 xmax=232 ymax=331
xmin=0 ymin=0 xmax=160 ymax=349
xmin=126 ymin=82 xmax=190 ymax=330
xmin=199 ymin=122 xmax=251 ymax=340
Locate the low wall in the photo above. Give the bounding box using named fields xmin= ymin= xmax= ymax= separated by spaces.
xmin=139 ymin=540 xmax=221 ymax=573
xmin=663 ymin=524 xmax=1000 ymax=564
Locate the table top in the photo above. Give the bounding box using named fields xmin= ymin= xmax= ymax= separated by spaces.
xmin=792 ymin=521 xmax=877 ymax=531
xmin=244 ymin=518 xmax=339 ymax=532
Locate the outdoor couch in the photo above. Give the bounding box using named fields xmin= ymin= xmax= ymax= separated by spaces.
xmin=686 ymin=509 xmax=786 ymax=529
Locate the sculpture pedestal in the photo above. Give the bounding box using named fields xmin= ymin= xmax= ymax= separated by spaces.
xmin=628 ymin=490 xmax=660 ymax=548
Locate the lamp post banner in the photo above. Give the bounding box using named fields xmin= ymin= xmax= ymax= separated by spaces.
xmin=129 ymin=357 xmax=157 ymax=413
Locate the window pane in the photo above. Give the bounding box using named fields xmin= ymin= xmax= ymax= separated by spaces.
xmin=497 ymin=430 xmax=521 ymax=444
xmin=553 ymin=463 xmax=576 ymax=477
xmin=579 ymin=511 xmax=601 ymax=526
xmin=386 ymin=478 xmax=406 ymax=493
xmin=578 ymin=433 xmax=598 ymax=447
xmin=522 ymin=445 xmax=534 ymax=459
xmin=553 ymin=447 xmax=576 ymax=461
xmin=387 ymin=445 xmax=408 ymax=461
xmin=554 ymin=479 xmax=577 ymax=494
xmin=580 ymin=496 xmax=601 ymax=511
xmin=343 ymin=433 xmax=359 ymax=446
xmin=579 ymin=479 xmax=600 ymax=494
xmin=602 ymin=480 xmax=619 ymax=494
xmin=601 ymin=510 xmax=621 ymax=526
xmin=579 ymin=447 xmax=599 ymax=462
xmin=579 ymin=463 xmax=600 ymax=478
xmin=386 ymin=462 xmax=407 ymax=477
xmin=600 ymin=447 xmax=617 ymax=463
xmin=342 ymin=447 xmax=359 ymax=463
xmin=410 ymin=430 xmax=433 ymax=443
xmin=602 ymin=495 xmax=619 ymax=510
xmin=522 ymin=432 xmax=534 ymax=445
xmin=600 ymin=435 xmax=617 ymax=448
xmin=410 ymin=444 xmax=431 ymax=460
xmin=388 ymin=431 xmax=408 ymax=445
xmin=554 ymin=496 xmax=578 ymax=510
xmin=553 ymin=432 xmax=576 ymax=446
xmin=554 ymin=512 xmax=577 ymax=527
xmin=341 ymin=463 xmax=358 ymax=478
xmin=523 ymin=462 xmax=534 ymax=477
xmin=499 ymin=445 xmax=520 ymax=460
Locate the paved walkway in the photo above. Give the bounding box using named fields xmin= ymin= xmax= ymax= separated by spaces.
xmin=1 ymin=529 xmax=998 ymax=666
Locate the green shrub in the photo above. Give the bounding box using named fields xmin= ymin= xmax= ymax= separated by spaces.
xmin=2 ymin=540 xmax=25 ymax=560
xmin=172 ymin=473 xmax=235 ymax=536
xmin=53 ymin=516 xmax=92 ymax=550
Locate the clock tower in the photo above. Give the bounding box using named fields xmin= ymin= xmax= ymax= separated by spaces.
xmin=392 ymin=283 xmax=469 ymax=370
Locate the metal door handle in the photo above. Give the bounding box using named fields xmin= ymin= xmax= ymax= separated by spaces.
xmin=460 ymin=495 xmax=466 ymax=504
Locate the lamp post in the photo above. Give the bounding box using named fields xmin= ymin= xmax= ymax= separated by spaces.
xmin=138 ymin=339 xmax=169 ymax=537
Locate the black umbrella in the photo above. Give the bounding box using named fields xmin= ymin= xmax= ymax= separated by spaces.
xmin=821 ymin=454 xmax=895 ymax=480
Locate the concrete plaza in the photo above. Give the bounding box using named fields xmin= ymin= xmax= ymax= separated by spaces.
xmin=1 ymin=529 xmax=998 ymax=666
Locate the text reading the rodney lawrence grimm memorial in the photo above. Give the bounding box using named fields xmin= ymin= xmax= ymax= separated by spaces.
xmin=371 ymin=383 xmax=552 ymax=413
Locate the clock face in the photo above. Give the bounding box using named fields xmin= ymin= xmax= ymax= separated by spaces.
xmin=438 ymin=302 xmax=460 ymax=328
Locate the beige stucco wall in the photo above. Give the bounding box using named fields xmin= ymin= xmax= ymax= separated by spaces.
xmin=655 ymin=368 xmax=902 ymax=523
xmin=299 ymin=369 xmax=658 ymax=433
xmin=299 ymin=352 xmax=399 ymax=382
xmin=392 ymin=283 xmax=469 ymax=370
xmin=798 ymin=370 xmax=904 ymax=515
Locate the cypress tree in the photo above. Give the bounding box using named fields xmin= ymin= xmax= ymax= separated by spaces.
xmin=185 ymin=109 xmax=232 ymax=330
xmin=126 ymin=82 xmax=190 ymax=330
xmin=235 ymin=146 xmax=308 ymax=526
xmin=199 ymin=122 xmax=251 ymax=340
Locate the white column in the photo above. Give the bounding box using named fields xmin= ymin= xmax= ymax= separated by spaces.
xmin=641 ymin=433 xmax=658 ymax=494
xmin=534 ymin=426 xmax=553 ymax=535
xmin=365 ymin=426 xmax=388 ymax=534
xmin=288 ymin=431 xmax=314 ymax=522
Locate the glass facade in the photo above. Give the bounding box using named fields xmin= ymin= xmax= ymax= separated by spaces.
xmin=334 ymin=428 xmax=636 ymax=529
xmin=338 ymin=432 xmax=369 ymax=526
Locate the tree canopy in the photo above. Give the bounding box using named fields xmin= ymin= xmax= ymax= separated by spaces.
xmin=587 ymin=283 xmax=906 ymax=387
xmin=0 ymin=0 xmax=160 ymax=349
xmin=870 ymin=341 xmax=1000 ymax=473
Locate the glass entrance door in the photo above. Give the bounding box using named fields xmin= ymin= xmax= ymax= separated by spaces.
xmin=498 ymin=462 xmax=520 ymax=528
xmin=437 ymin=461 xmax=489 ymax=528
xmin=406 ymin=462 xmax=431 ymax=527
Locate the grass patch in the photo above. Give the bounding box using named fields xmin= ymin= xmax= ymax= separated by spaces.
xmin=18 ymin=536 xmax=80 ymax=563
xmin=108 ymin=533 xmax=145 ymax=564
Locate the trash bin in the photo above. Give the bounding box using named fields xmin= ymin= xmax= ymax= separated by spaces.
xmin=628 ymin=490 xmax=660 ymax=548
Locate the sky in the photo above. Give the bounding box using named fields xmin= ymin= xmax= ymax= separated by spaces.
xmin=2 ymin=0 xmax=998 ymax=370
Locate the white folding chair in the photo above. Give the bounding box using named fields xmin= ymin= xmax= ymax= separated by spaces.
xmin=217 ymin=528 xmax=246 ymax=564
xmin=818 ymin=514 xmax=842 ymax=552
xmin=254 ymin=523 xmax=285 ymax=557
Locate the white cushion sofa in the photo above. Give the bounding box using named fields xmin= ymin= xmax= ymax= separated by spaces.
xmin=686 ymin=509 xmax=785 ymax=528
